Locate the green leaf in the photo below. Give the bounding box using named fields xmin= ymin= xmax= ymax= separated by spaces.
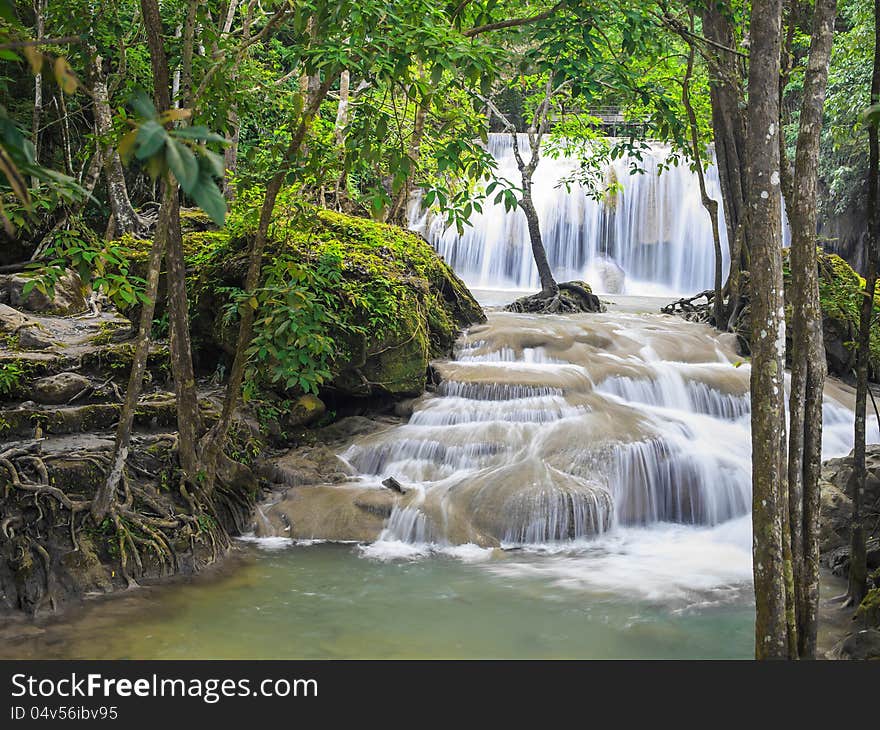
xmin=129 ymin=90 xmax=157 ymax=120
xmin=166 ymin=138 xmax=199 ymax=192
xmin=173 ymin=126 xmax=228 ymax=144
xmin=190 ymin=177 xmax=227 ymax=225
xmin=134 ymin=120 xmax=167 ymax=160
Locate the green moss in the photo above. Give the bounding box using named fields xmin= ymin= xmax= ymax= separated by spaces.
xmin=857 ymin=587 xmax=880 ymax=628
xmin=782 ymin=248 xmax=880 ymax=372
xmin=189 ymin=192 xmax=484 ymax=398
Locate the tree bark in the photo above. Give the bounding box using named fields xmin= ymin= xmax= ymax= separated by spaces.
xmin=785 ymin=0 xmax=837 ymax=659
xmin=700 ymin=4 xmax=748 ymax=320
xmin=334 ymin=69 xmax=351 ymax=147
xmin=682 ymin=30 xmax=724 ymax=327
xmin=141 ymin=0 xmax=203 ymax=480
xmin=746 ymin=0 xmax=790 ymax=660
xmin=31 ymin=0 xmax=46 ymax=187
xmin=90 ymin=52 xmax=144 ymax=236
xmin=91 ymin=184 xmax=171 ymax=521
xmin=849 ymin=0 xmax=880 ymax=607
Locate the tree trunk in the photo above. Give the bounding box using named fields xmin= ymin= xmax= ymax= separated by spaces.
xmin=850 ymin=0 xmax=880 ymax=607
xmin=90 ymin=52 xmax=144 ymax=236
xmin=141 ymin=0 xmax=203 ymax=481
xmin=700 ymin=4 xmax=748 ymax=319
xmin=92 ymin=184 xmax=171 ymax=521
xmin=785 ymin=0 xmax=837 ymax=659
xmin=31 ymin=0 xmax=46 ymax=187
xmin=682 ymin=32 xmax=724 ymax=327
xmin=334 ymin=70 xmax=350 ymax=147
xmin=746 ymin=0 xmax=790 ymax=660
xmin=165 ymin=192 xmax=202 ymax=478
xmin=520 ymin=181 xmax=557 ymax=296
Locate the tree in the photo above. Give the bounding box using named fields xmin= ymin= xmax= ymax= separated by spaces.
xmin=745 ymin=0 xmax=790 ymax=659
xmin=481 ymin=75 xmax=560 ymax=298
xmin=785 ymin=0 xmax=838 ymax=658
xmin=849 ymin=0 xmax=880 ymax=607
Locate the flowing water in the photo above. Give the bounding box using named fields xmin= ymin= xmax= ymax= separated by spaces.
xmin=410 ymin=134 xmax=788 ymax=296
xmin=3 ymin=296 xmax=870 ymax=659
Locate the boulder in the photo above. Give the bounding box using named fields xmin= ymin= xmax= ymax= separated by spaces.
xmin=256 ymin=444 xmax=353 ymax=486
xmin=0 ymin=304 xmax=54 ymax=350
xmin=0 ymin=269 xmax=86 ymax=314
xmin=31 ymin=372 xmax=91 ymax=404
xmin=829 ymin=629 xmax=880 ymax=660
xmin=256 ymin=484 xmax=401 ymax=542
xmin=285 ymin=394 xmax=326 ymax=429
xmin=187 ymin=206 xmax=485 ymax=401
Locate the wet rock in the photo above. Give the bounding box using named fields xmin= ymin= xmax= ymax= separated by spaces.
xmin=0 ymin=269 xmax=86 ymax=314
xmin=31 ymin=372 xmax=91 ymax=404
xmin=506 ymin=281 xmax=604 ymax=314
xmin=312 ymin=415 xmax=394 ymax=445
xmin=257 ymin=444 xmax=353 ymax=487
xmin=820 ymin=446 xmax=880 ymax=574
xmin=258 ymin=484 xmax=399 ymax=542
xmin=382 ymin=476 xmax=408 ymax=494
xmin=829 ymin=629 xmax=880 ymax=660
xmin=393 ymin=397 xmax=419 ymax=418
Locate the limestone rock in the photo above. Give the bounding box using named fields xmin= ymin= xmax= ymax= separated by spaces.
xmin=258 ymin=484 xmax=400 ymax=542
xmin=256 ymin=444 xmax=353 ymax=487
xmin=0 ymin=304 xmax=54 ymax=350
xmin=32 ymin=372 xmax=91 ymax=404
xmin=829 ymin=629 xmax=880 ymax=660
xmin=0 ymin=269 xmax=86 ymax=314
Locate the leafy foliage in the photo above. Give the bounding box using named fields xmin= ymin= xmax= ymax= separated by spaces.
xmin=119 ymin=91 xmax=228 ymax=224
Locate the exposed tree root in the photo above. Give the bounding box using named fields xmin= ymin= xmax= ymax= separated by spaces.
xmin=0 ymin=436 xmax=240 ymax=615
xmin=505 ymin=282 xmax=604 ymax=314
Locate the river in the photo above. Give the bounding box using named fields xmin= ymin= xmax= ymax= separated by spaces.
xmin=0 ymin=295 xmax=866 ymax=659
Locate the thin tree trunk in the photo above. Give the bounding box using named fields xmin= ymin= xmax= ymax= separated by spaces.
xmin=746 ymin=0 xmax=790 ymax=660
xmin=90 ymin=52 xmax=143 ymax=236
xmin=849 ymin=0 xmax=880 ymax=606
xmin=682 ymin=30 xmax=724 ymax=327
xmin=334 ymin=69 xmax=350 ymax=147
xmin=31 ymin=0 xmax=46 ymax=187
xmin=520 ymin=180 xmax=556 ymax=296
xmin=91 ymin=184 xmax=171 ymax=521
xmin=786 ymin=0 xmax=837 ymax=659
xmin=700 ymin=4 xmax=748 ymax=320
xmin=198 ymin=76 xmax=335 ymax=495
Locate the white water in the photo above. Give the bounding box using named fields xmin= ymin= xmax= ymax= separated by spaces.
xmin=345 ymin=308 xmax=874 ymax=605
xmin=410 ymin=133 xmax=788 ymax=296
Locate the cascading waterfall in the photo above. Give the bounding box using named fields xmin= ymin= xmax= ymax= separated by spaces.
xmin=341 ymin=310 xmax=873 ymax=552
xmin=410 ymin=133 xmax=784 ymax=296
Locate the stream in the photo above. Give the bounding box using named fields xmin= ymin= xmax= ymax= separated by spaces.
xmin=1 ymin=295 xmax=869 ymax=659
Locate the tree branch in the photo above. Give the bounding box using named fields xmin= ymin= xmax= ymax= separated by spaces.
xmin=463 ymin=1 xmax=564 ymax=37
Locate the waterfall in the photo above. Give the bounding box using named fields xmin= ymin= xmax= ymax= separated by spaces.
xmin=341 ymin=310 xmax=873 ymax=550
xmin=410 ymin=133 xmax=785 ymax=296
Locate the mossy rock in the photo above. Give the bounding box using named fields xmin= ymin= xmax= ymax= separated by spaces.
xmin=189 ymin=197 xmax=484 ymax=400
xmin=857 ymin=587 xmax=880 ymax=629
xmin=732 ymin=249 xmax=880 ymax=377
xmin=782 ymin=249 xmax=880 ymax=376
